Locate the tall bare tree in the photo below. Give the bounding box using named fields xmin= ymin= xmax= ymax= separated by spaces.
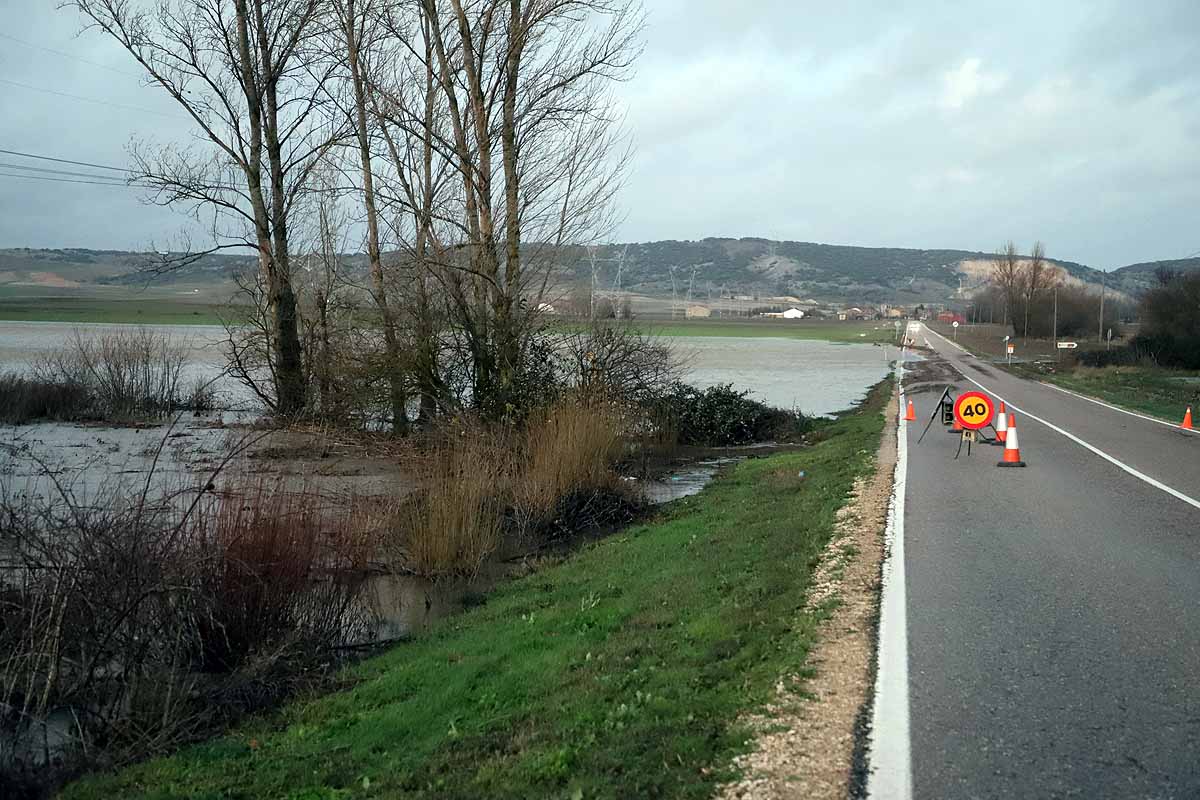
xmin=1021 ymin=240 xmax=1053 ymax=339
xmin=991 ymin=240 xmax=1022 ymax=329
xmin=332 ymin=0 xmax=409 ymax=432
xmin=71 ymin=0 xmax=342 ymax=416
xmin=418 ymin=0 xmax=641 ymax=418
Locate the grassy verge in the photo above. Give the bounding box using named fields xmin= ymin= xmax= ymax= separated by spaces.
xmin=1022 ymin=365 xmax=1200 ymax=422
xmin=630 ymin=318 xmax=900 ymax=344
xmin=924 ymin=323 xmax=1198 ymax=422
xmin=63 ymin=381 xmax=892 ymax=800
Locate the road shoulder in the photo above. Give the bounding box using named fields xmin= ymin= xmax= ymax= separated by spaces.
xmin=719 ymin=394 xmax=898 ymax=800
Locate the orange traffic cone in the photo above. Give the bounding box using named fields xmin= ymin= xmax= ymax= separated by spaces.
xmin=995 ymin=401 xmax=1008 ymax=443
xmin=904 ymin=398 xmax=916 ymax=421
xmin=1183 ymin=407 xmax=1193 ymax=430
xmin=997 ymin=413 xmax=1026 ymax=467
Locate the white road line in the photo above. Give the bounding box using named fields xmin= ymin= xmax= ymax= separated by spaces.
xmin=1041 ymin=381 xmax=1198 ymax=436
xmin=867 ymin=364 xmax=913 ymax=800
xmin=923 ymin=325 xmax=1200 ymax=512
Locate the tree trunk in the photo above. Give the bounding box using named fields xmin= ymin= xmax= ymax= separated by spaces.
xmin=345 ymin=0 xmax=407 ymax=433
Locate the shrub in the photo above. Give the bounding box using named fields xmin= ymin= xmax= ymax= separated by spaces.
xmin=381 ymin=422 xmax=512 ymax=577
xmin=0 ymin=468 xmax=373 ymax=794
xmin=8 ymin=328 xmax=213 ymax=424
xmin=1078 ymin=333 xmax=1200 ymax=369
xmin=651 ymin=382 xmax=811 ymax=446
xmin=511 ymin=399 xmax=633 ymax=536
xmin=0 ymin=373 xmax=93 ymax=424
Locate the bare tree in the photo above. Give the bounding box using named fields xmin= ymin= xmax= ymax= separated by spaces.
xmin=331 ymin=0 xmax=409 ymax=432
xmin=1021 ymin=240 xmax=1054 ymax=339
xmin=417 ymin=0 xmax=642 ymax=418
xmin=70 ymin=0 xmax=344 ymax=416
xmin=991 ymin=240 xmax=1021 ymax=329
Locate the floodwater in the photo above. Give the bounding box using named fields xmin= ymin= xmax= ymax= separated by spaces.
xmin=677 ymin=335 xmax=896 ymax=416
xmin=0 ymin=322 xmax=905 ymax=639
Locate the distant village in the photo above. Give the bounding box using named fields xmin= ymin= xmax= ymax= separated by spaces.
xmin=676 ymin=296 xmax=966 ymax=324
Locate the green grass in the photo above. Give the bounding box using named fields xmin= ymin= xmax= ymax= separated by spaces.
xmin=634 ymin=318 xmax=900 ymax=344
xmin=1029 ymin=365 xmax=1200 ymax=423
xmin=62 ymin=382 xmax=892 ymax=800
xmin=0 ymin=296 xmax=228 ymax=325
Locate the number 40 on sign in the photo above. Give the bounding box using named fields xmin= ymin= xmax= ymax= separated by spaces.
xmin=953 ymin=391 xmax=995 ymax=430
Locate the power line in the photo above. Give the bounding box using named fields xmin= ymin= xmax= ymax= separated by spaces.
xmin=0 ymin=162 xmax=129 ymax=181
xmin=0 ymin=148 xmax=131 ymax=173
xmin=0 ymin=77 xmax=184 ymax=120
xmin=0 ymin=32 xmax=143 ymax=79
xmin=0 ymin=171 xmax=132 ymax=187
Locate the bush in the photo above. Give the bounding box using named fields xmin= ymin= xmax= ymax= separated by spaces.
xmin=381 ymin=425 xmax=511 ymax=577
xmin=0 ymin=373 xmax=92 ymax=424
xmin=380 ymin=397 xmax=639 ymax=576
xmin=652 ymin=382 xmax=811 ymax=446
xmin=0 ymin=470 xmax=372 ymax=794
xmin=1079 ymin=333 xmax=1200 ymax=369
xmin=6 ymin=328 xmax=212 ymax=424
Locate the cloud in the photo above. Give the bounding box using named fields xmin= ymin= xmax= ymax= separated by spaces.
xmin=939 ymin=58 xmax=1008 ymax=111
xmin=4 ymin=1 xmax=1200 ymax=270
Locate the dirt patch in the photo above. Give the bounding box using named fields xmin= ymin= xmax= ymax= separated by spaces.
xmin=718 ymin=394 xmax=898 ymax=800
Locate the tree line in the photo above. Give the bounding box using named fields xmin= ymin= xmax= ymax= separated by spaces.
xmin=981 ymin=240 xmax=1125 ymax=340
xmin=73 ymin=0 xmax=643 ymax=428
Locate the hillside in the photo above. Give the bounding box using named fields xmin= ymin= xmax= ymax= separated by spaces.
xmin=1111 ymin=256 xmax=1200 ymax=291
xmin=0 ymin=240 xmax=1186 ymax=307
xmin=572 ymin=238 xmax=1110 ymax=305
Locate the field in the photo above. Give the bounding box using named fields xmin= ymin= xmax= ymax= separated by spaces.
xmin=632 ymin=317 xmax=901 ymax=344
xmin=62 ymin=382 xmax=891 ymax=800
xmin=0 ymin=291 xmax=228 ymax=326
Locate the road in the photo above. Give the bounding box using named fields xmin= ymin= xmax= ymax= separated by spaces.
xmin=871 ymin=323 xmax=1200 ymax=799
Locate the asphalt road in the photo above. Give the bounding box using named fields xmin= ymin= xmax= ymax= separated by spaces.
xmin=898 ymin=324 xmax=1200 ymax=799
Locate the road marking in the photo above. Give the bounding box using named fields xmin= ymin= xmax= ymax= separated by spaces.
xmin=923 ymin=325 xmax=1200 ymax=512
xmin=867 ymin=364 xmax=913 ymax=800
xmin=1041 ymin=381 xmax=1199 ymax=436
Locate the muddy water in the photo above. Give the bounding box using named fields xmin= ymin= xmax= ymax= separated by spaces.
xmin=676 ymin=336 xmax=895 ymax=416
xmin=0 ymin=322 xmax=902 ymax=640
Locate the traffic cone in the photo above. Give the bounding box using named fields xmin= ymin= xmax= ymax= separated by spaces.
xmin=904 ymin=398 xmax=916 ymax=421
xmin=995 ymin=401 xmax=1008 ymax=443
xmin=997 ymin=414 xmax=1026 ymax=467
xmin=1183 ymin=407 xmax=1193 ymax=430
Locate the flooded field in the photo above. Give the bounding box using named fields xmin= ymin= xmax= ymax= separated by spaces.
xmin=0 ymin=322 xmax=905 ymax=639
xmin=675 ymin=335 xmax=895 ymax=415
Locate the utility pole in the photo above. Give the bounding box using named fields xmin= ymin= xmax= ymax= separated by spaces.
xmin=1053 ymin=286 xmax=1059 ymax=362
xmin=1098 ymin=273 xmax=1106 ymax=343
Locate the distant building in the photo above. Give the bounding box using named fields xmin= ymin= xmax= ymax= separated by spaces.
xmin=536 ymin=302 xmax=557 ymax=315
xmin=759 ymin=307 xmax=806 ymax=320
xmin=685 ymin=305 xmax=712 ymax=318
xmin=937 ymin=311 xmax=966 ymax=324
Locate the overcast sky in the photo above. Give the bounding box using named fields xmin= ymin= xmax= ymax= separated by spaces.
xmin=1 ymin=1 xmax=1198 ymax=269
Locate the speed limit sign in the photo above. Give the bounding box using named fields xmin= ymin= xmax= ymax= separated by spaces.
xmin=953 ymin=391 xmax=995 ymax=430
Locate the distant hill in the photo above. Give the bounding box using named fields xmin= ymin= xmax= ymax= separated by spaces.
xmin=0 ymin=241 xmax=1192 ymax=307
xmin=1111 ymin=256 xmax=1200 ymax=291
xmin=573 ymin=238 xmax=1112 ymax=305
xmin=0 ymin=247 xmax=252 ymax=292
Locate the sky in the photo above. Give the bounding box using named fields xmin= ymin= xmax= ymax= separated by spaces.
xmin=1 ymin=1 xmax=1198 ymax=269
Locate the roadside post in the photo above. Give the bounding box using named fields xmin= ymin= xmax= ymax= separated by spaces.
xmin=952 ymin=320 xmax=959 ymax=341
xmin=1004 ymin=335 xmax=1013 ymax=364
